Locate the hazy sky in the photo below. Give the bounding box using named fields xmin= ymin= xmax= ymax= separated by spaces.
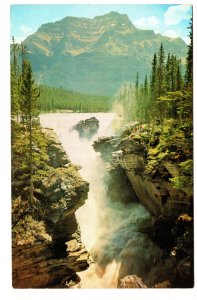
xmin=10 ymin=4 xmax=192 ymax=44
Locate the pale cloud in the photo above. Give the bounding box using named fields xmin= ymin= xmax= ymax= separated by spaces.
xmin=12 ymin=36 xmax=26 ymax=44
xmin=163 ymin=29 xmax=190 ymax=45
xmin=163 ymin=29 xmax=179 ymax=39
xmin=164 ymin=4 xmax=192 ymax=26
xmin=183 ymin=36 xmax=191 ymax=45
xmin=134 ymin=16 xmax=159 ymax=29
xmin=20 ymin=25 xmax=33 ymax=34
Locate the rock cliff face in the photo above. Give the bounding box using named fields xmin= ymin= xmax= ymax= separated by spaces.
xmin=93 ymin=134 xmax=191 ymax=218
xmin=12 ymin=128 xmax=90 ymax=288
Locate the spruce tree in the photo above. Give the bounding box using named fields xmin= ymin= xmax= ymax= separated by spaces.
xmin=135 ymin=72 xmax=140 ymax=121
xmin=165 ymin=53 xmax=171 ymax=92
xmin=20 ymin=55 xmax=40 ymax=205
xmin=157 ymin=43 xmax=165 ymax=97
xmin=176 ymin=62 xmax=182 ymax=91
xmin=143 ymin=75 xmax=149 ymax=123
xmin=185 ymin=17 xmax=193 ymax=88
xmin=150 ymin=53 xmax=157 ymax=103
xmin=11 ymin=37 xmax=20 ymax=119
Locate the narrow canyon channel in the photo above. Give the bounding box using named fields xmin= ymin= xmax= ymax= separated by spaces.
xmin=40 ymin=113 xmax=168 ymax=288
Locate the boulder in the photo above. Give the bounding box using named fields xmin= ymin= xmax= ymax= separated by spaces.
xmin=73 ymin=117 xmax=99 ymax=138
xmin=118 ymin=275 xmax=147 ymax=288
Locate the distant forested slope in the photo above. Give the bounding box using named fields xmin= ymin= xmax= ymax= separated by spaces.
xmin=39 ymin=85 xmax=112 ymax=112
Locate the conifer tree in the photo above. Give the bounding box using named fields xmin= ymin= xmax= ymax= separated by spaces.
xmin=143 ymin=75 xmax=149 ymax=123
xmin=157 ymin=43 xmax=165 ymax=97
xmin=176 ymin=62 xmax=182 ymax=91
xmin=11 ymin=37 xmax=20 ymax=119
xmin=185 ymin=17 xmax=193 ymax=88
xmin=165 ymin=53 xmax=171 ymax=92
xmin=20 ymin=51 xmax=40 ymax=205
xmin=135 ymin=72 xmax=140 ymax=121
xmin=150 ymin=53 xmax=157 ymax=104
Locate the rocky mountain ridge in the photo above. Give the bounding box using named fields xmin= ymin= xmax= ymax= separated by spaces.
xmin=24 ymin=11 xmax=187 ymax=95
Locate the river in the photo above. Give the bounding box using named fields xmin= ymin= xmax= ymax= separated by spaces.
xmin=40 ymin=113 xmax=168 ymax=288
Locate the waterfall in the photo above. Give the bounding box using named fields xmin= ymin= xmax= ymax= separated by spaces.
xmin=40 ymin=113 xmax=172 ymax=288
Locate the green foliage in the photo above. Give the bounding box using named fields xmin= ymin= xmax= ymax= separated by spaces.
xmin=157 ymin=43 xmax=165 ymax=97
xmin=179 ymin=159 xmax=193 ymax=176
xmin=21 ymin=59 xmax=40 ymax=123
xmin=12 ymin=215 xmax=52 ymax=246
xmin=39 ymin=85 xmax=112 ymax=112
xmin=12 ymin=123 xmax=50 ymax=199
xmin=165 ymin=54 xmax=183 ymax=93
xmin=130 ymin=42 xmax=189 ymax=126
xmin=185 ymin=18 xmax=193 ymax=88
xmin=148 ymin=147 xmax=160 ymax=157
xmin=157 ymin=151 xmax=168 ymax=160
xmin=145 ymin=159 xmax=159 ymax=176
xmin=169 ymin=176 xmax=191 ymax=190
xmin=11 ymin=37 xmax=21 ymax=118
xmin=12 ymin=196 xmax=29 ymax=226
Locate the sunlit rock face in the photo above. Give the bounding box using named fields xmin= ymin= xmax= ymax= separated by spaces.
xmin=12 ymin=129 xmax=90 ymax=288
xmin=73 ymin=117 xmax=99 ymax=139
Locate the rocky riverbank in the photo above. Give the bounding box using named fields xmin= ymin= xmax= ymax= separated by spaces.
xmin=12 ymin=126 xmax=90 ymax=288
xmin=93 ymin=123 xmax=193 ymax=287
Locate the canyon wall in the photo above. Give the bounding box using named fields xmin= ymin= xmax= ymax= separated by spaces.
xmin=93 ymin=128 xmax=193 ymax=287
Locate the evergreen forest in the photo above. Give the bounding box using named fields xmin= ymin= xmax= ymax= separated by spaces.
xmin=38 ymin=85 xmax=112 ymax=112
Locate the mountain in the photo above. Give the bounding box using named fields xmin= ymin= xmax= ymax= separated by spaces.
xmin=24 ymin=11 xmax=187 ymax=96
